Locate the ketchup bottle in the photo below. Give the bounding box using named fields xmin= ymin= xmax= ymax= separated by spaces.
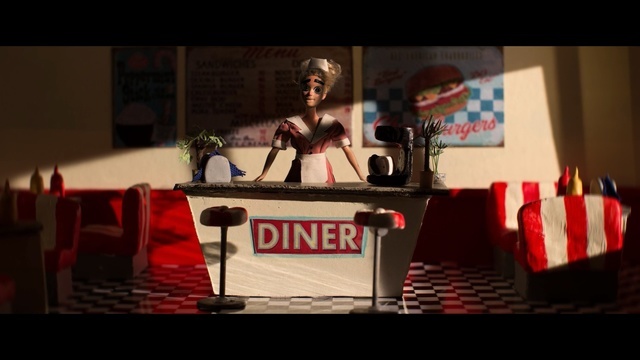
xmin=557 ymin=165 xmax=570 ymax=196
xmin=50 ymin=164 xmax=65 ymax=197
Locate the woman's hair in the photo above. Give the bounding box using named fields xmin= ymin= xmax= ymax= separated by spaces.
xmin=296 ymin=58 xmax=342 ymax=94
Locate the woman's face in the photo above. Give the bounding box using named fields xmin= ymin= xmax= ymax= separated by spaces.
xmin=300 ymin=75 xmax=327 ymax=108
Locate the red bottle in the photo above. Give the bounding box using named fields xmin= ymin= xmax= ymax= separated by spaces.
xmin=50 ymin=164 xmax=65 ymax=197
xmin=557 ymin=165 xmax=570 ymax=196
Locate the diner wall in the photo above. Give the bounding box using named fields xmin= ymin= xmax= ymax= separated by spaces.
xmin=0 ymin=46 xmax=637 ymax=190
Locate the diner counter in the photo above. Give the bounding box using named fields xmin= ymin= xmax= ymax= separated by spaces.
xmin=174 ymin=181 xmax=449 ymax=297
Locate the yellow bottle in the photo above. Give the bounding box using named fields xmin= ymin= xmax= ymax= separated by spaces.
xmin=566 ymin=166 xmax=583 ymax=196
xmin=30 ymin=167 xmax=44 ymax=194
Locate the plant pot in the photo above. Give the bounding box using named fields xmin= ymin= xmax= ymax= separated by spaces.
xmin=420 ymin=170 xmax=434 ymax=189
xmin=434 ymin=173 xmax=446 ymax=186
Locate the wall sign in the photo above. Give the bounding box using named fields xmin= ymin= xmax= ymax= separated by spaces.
xmin=186 ymin=46 xmax=353 ymax=147
xmin=112 ymin=47 xmax=177 ymax=148
xmin=362 ymin=46 xmax=504 ymax=147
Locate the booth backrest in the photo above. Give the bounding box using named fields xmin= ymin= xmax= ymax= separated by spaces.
xmin=76 ymin=183 xmax=150 ymax=257
xmin=486 ymin=181 xmax=558 ymax=253
xmin=516 ymin=195 xmax=624 ymax=273
xmin=123 ymin=183 xmax=150 ymax=254
xmin=135 ymin=183 xmax=151 ymax=250
xmin=16 ymin=191 xmax=81 ymax=272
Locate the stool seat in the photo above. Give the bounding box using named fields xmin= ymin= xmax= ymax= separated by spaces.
xmin=200 ymin=206 xmax=248 ymax=227
xmin=351 ymin=208 xmax=405 ymax=315
xmin=354 ymin=208 xmax=406 ymax=229
xmin=197 ymin=205 xmax=248 ymax=313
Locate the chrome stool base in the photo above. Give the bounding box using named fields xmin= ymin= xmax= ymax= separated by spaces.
xmin=350 ymin=306 xmax=396 ymax=314
xmin=197 ymin=296 xmax=246 ymax=312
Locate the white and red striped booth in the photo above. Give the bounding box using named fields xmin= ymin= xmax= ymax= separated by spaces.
xmin=486 ymin=181 xmax=558 ymax=277
xmin=514 ymin=195 xmax=626 ymax=301
xmin=16 ymin=191 xmax=81 ymax=305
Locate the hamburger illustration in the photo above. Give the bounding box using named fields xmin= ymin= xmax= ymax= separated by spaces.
xmin=406 ymin=64 xmax=470 ymax=119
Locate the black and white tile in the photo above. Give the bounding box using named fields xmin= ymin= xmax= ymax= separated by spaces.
xmin=48 ymin=262 xmax=640 ymax=314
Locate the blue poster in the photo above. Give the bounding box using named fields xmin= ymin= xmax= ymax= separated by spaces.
xmin=112 ymin=47 xmax=177 ymax=148
xmin=362 ymin=46 xmax=504 ymax=147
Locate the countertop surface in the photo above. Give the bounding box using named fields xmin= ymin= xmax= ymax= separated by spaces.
xmin=174 ymin=181 xmax=449 ymax=198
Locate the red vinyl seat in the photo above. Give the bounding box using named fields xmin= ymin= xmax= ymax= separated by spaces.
xmin=514 ymin=194 xmax=627 ymax=301
xmin=73 ymin=183 xmax=151 ymax=279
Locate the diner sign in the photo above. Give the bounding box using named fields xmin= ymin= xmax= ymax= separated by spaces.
xmin=250 ymin=217 xmax=367 ymax=256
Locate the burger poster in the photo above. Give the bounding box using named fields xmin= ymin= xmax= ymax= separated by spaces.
xmin=362 ymin=46 xmax=504 ymax=147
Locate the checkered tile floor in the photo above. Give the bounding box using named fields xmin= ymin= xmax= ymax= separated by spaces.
xmin=48 ymin=262 xmax=640 ymax=314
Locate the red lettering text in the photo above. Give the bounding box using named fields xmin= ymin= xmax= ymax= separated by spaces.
xmin=373 ymin=69 xmax=407 ymax=87
xmin=250 ymin=218 xmax=366 ymax=255
xmin=443 ymin=118 xmax=497 ymax=141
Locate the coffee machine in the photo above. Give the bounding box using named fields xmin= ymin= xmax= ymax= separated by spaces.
xmin=366 ymin=126 xmax=413 ymax=186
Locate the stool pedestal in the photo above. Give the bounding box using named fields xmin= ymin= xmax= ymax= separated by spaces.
xmin=350 ymin=208 xmax=405 ymax=314
xmin=196 ymin=206 xmax=247 ymax=312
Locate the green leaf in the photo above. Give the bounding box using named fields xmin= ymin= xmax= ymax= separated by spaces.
xmin=178 ymin=151 xmax=193 ymax=164
xmin=176 ymin=128 xmax=226 ymax=165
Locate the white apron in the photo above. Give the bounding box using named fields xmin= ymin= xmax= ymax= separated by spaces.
xmin=297 ymin=153 xmax=328 ymax=183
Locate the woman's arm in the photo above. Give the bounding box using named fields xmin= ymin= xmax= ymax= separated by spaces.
xmin=254 ymin=147 xmax=281 ymax=181
xmin=341 ymin=146 xmax=366 ymax=182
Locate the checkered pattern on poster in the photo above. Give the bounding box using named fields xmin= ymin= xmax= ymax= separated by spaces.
xmin=362 ymin=46 xmax=504 ymax=147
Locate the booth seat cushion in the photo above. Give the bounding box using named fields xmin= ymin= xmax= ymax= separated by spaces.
xmin=515 ymin=195 xmax=624 ymax=273
xmin=78 ymin=225 xmax=129 ymax=254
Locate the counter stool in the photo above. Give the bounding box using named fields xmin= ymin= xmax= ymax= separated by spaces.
xmin=197 ymin=205 xmax=248 ymax=312
xmin=351 ymin=208 xmax=405 ymax=314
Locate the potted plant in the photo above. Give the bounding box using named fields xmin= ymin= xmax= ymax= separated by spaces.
xmin=430 ymin=137 xmax=449 ymax=185
xmin=176 ymin=127 xmax=226 ymax=177
xmin=419 ymin=115 xmax=447 ymax=188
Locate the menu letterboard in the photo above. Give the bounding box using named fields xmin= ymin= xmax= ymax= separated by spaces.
xmin=186 ymin=46 xmax=353 ymax=147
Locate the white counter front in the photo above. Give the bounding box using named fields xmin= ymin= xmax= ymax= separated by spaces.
xmin=174 ymin=181 xmax=448 ymax=297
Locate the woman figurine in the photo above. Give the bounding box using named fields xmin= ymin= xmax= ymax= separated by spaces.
xmin=254 ymin=57 xmax=366 ymax=183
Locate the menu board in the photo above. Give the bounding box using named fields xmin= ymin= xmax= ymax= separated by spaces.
xmin=186 ymin=46 xmax=353 ymax=147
